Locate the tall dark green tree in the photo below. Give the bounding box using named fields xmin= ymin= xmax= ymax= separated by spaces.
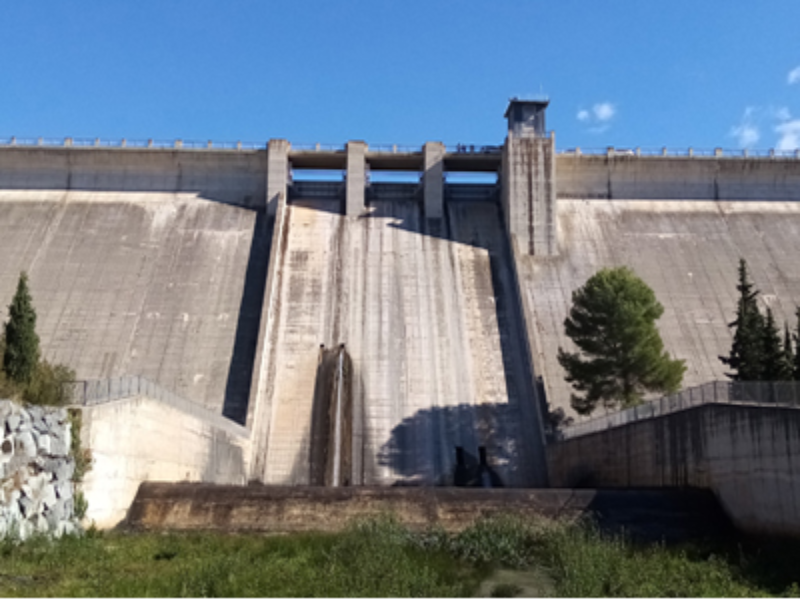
xmin=720 ymin=259 xmax=765 ymax=380
xmin=783 ymin=322 xmax=795 ymax=381
xmin=3 ymin=272 xmax=40 ymax=384
xmin=793 ymin=306 xmax=800 ymax=380
xmin=762 ymin=308 xmax=788 ymax=381
xmin=557 ymin=266 xmax=686 ymax=415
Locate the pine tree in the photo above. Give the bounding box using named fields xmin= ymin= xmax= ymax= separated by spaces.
xmin=3 ymin=272 xmax=40 ymax=384
xmin=762 ymin=308 xmax=787 ymax=381
xmin=720 ymin=259 xmax=765 ymax=381
xmin=794 ymin=306 xmax=800 ymax=380
xmin=782 ymin=322 xmax=795 ymax=381
xmin=557 ymin=266 xmax=686 ymax=415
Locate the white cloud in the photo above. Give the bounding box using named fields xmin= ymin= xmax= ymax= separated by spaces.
xmin=731 ymin=123 xmax=760 ymax=147
xmin=576 ymin=102 xmax=616 ymax=133
xmin=593 ymin=102 xmax=615 ymax=122
xmin=774 ymin=106 xmax=792 ymax=121
xmin=729 ymin=107 xmax=760 ymax=147
xmin=775 ymin=119 xmax=800 ymax=150
xmin=788 ymin=66 xmax=800 ymax=85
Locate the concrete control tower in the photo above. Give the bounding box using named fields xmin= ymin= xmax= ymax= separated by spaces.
xmin=501 ymin=98 xmax=557 ymax=256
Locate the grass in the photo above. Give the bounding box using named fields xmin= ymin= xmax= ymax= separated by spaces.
xmin=0 ymin=516 xmax=798 ymax=597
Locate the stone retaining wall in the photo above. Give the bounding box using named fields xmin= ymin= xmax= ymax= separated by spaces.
xmin=0 ymin=400 xmax=78 ymax=539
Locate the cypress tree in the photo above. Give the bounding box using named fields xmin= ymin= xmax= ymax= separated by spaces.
xmin=557 ymin=266 xmax=686 ymax=415
xmin=783 ymin=322 xmax=795 ymax=381
xmin=794 ymin=306 xmax=800 ymax=380
xmin=720 ymin=259 xmax=765 ymax=381
xmin=762 ymin=308 xmax=787 ymax=381
xmin=3 ymin=272 xmax=40 ymax=384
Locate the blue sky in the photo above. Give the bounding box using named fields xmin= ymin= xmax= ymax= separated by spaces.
xmin=1 ymin=1 xmax=799 ymax=152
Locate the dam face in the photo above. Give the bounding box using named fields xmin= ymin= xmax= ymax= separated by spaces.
xmin=3 ymin=100 xmax=800 ymax=502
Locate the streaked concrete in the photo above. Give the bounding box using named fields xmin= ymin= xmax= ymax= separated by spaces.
xmin=249 ymin=198 xmax=548 ymax=488
xmin=0 ymin=191 xmax=268 ymax=421
xmin=518 ymin=199 xmax=800 ymax=418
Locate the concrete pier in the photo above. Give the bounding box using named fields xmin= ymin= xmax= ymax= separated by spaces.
xmin=267 ymin=139 xmax=290 ymax=216
xmin=423 ymin=142 xmax=445 ymax=219
xmin=345 ymin=141 xmax=367 ymax=216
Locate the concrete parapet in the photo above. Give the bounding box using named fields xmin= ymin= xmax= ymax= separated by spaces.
xmin=423 ymin=142 xmax=445 ymax=219
xmin=267 ymin=139 xmax=290 ymax=217
xmin=345 ymin=141 xmax=367 ymax=216
xmin=556 ymin=153 xmax=800 ymax=201
xmin=0 ymin=145 xmax=266 ymax=208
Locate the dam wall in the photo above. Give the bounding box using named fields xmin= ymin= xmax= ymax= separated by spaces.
xmin=547 ymin=385 xmax=800 ymax=537
xmin=0 ymin=186 xmax=269 ymax=422
xmin=248 ymin=193 xmax=549 ymax=488
xmin=78 ymin=381 xmax=249 ymax=529
xmin=518 ymin=198 xmax=800 ymax=418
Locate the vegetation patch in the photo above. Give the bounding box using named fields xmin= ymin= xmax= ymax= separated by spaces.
xmin=0 ymin=516 xmax=797 ymax=597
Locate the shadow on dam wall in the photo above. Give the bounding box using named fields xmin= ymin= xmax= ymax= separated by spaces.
xmin=358 ymin=198 xmax=541 ymax=421
xmin=222 ymin=209 xmax=272 ymax=425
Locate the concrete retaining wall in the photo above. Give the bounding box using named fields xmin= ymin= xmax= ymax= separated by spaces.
xmin=557 ymin=154 xmax=800 ymax=201
xmin=126 ymin=483 xmax=730 ymax=541
xmin=0 ymin=400 xmax=78 ymax=539
xmin=547 ymin=403 xmax=800 ymax=537
xmin=80 ymin=394 xmax=249 ymax=529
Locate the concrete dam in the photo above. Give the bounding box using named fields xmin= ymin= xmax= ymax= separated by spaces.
xmin=3 ymin=100 xmax=800 ymax=528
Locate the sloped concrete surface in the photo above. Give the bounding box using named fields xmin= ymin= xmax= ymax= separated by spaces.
xmin=0 ymin=191 xmax=267 ymax=420
xmin=518 ymin=199 xmax=800 ymax=417
xmin=250 ymin=199 xmax=548 ymax=487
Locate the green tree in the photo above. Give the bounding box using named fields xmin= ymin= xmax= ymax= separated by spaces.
xmin=557 ymin=266 xmax=686 ymax=415
xmin=720 ymin=259 xmax=765 ymax=381
xmin=783 ymin=322 xmax=795 ymax=381
xmin=761 ymin=308 xmax=789 ymax=380
xmin=3 ymin=272 xmax=40 ymax=384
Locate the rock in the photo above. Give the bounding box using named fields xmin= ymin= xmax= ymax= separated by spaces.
xmin=50 ymin=435 xmax=69 ymax=457
xmin=18 ymin=494 xmax=34 ymax=518
xmin=44 ymin=413 xmax=61 ymax=430
xmin=29 ymin=406 xmax=47 ymax=432
xmin=55 ymin=481 xmax=73 ymax=501
xmin=0 ymin=401 xmax=12 ymax=420
xmin=36 ymin=434 xmax=52 ymax=455
xmin=54 ymin=460 xmax=75 ymax=482
xmin=15 ymin=431 xmax=37 ymax=458
xmin=17 ymin=519 xmax=33 ymax=541
xmin=6 ymin=414 xmax=20 ymax=434
xmin=32 ymin=513 xmax=49 ymax=534
xmin=1 ymin=436 xmax=15 ymax=459
xmin=56 ymin=521 xmax=76 ymax=537
xmin=41 ymin=484 xmax=57 ymax=510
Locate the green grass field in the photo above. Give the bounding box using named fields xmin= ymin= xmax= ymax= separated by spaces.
xmin=0 ymin=517 xmax=797 ymax=597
